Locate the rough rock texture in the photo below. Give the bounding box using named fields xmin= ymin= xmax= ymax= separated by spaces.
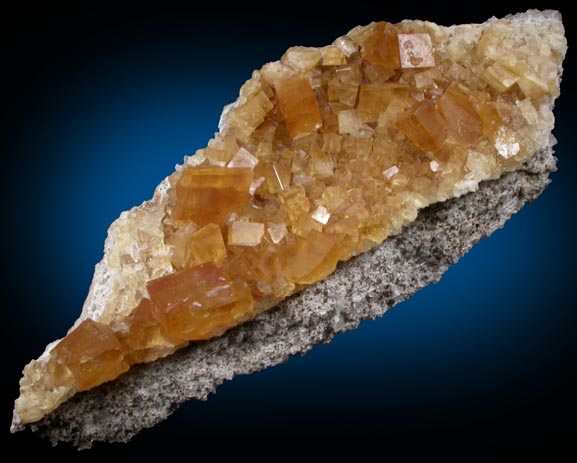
xmin=27 ymin=141 xmax=556 ymax=449
xmin=12 ymin=8 xmax=566 ymax=429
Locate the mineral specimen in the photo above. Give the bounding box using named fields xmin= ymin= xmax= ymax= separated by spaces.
xmin=13 ymin=11 xmax=566 ymax=431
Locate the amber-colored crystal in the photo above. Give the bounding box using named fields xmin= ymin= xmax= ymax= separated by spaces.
xmin=15 ymin=14 xmax=566 ymax=425
xmin=50 ymin=320 xmax=128 ymax=391
xmin=229 ymin=91 xmax=274 ymax=135
xmin=362 ymin=22 xmax=401 ymax=69
xmin=228 ymin=221 xmax=265 ymax=247
xmin=280 ymin=230 xmax=341 ymax=285
xmin=172 ymin=167 xmax=253 ymax=226
xmin=280 ymin=184 xmax=310 ymax=223
xmin=188 ymin=223 xmax=227 ymax=266
xmin=273 ymin=75 xmax=323 ymax=139
xmin=256 ymin=160 xmax=291 ymax=193
xmin=125 ymin=298 xmax=173 ymax=351
xmin=396 ymin=100 xmax=447 ymax=152
xmin=147 ymin=263 xmax=255 ymax=340
xmin=438 ymin=86 xmax=483 ymax=146
xmin=358 ymin=83 xmax=408 ymax=123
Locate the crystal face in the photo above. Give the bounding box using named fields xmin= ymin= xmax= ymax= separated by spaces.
xmin=13 ymin=14 xmax=566 ymax=426
xmin=172 ymin=167 xmax=253 ymax=226
xmin=50 ymin=320 xmax=128 ymax=391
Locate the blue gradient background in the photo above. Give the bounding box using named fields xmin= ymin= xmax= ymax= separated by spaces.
xmin=2 ymin=5 xmax=576 ymax=456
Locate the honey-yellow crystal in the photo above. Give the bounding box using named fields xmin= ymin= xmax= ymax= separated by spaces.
xmin=13 ymin=13 xmax=566 ymax=427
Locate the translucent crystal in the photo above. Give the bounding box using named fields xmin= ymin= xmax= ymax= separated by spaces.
xmin=483 ymin=62 xmax=520 ymax=91
xmin=172 ymin=167 xmax=253 ymax=226
xmin=358 ymin=83 xmax=408 ymax=123
xmin=227 ymin=147 xmax=259 ymax=169
xmin=280 ymin=230 xmax=341 ymax=284
xmin=311 ymin=206 xmax=331 ymax=225
xmin=188 ymin=223 xmax=227 ymax=266
xmin=267 ymin=222 xmax=288 ymax=244
xmin=282 ymin=46 xmax=321 ymax=71
xmin=273 ymin=75 xmax=323 ymax=139
xmin=228 ymin=221 xmax=265 ymax=246
xmin=229 ymin=91 xmax=273 ymax=135
xmin=147 ymin=263 xmax=254 ymax=340
xmin=50 ymin=320 xmax=128 ymax=391
xmin=438 ymin=86 xmax=483 ymax=146
xmin=396 ymin=100 xmax=447 ymax=152
xmin=14 ymin=14 xmax=566 ymax=426
xmin=125 ymin=298 xmax=174 ymax=353
xmin=362 ymin=22 xmax=400 ymax=69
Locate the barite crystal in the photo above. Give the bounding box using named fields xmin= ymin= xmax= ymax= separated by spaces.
xmin=13 ymin=11 xmax=566 ymax=430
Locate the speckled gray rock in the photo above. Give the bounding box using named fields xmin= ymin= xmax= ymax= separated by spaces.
xmin=23 ymin=141 xmax=556 ymax=449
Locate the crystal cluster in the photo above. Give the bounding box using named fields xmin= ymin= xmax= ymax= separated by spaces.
xmin=14 ymin=14 xmax=566 ymax=425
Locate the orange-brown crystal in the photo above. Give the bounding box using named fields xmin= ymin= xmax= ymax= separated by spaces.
xmin=396 ymin=100 xmax=447 ymax=152
xmin=362 ymin=22 xmax=401 ymax=69
xmin=37 ymin=17 xmax=564 ymax=401
xmin=280 ymin=230 xmax=342 ymax=285
xmin=147 ymin=263 xmax=255 ymax=340
xmin=188 ymin=223 xmax=227 ymax=266
xmin=274 ymin=75 xmax=323 ymax=139
xmin=438 ymin=86 xmax=483 ymax=146
xmin=125 ymin=298 xmax=173 ymax=352
xmin=50 ymin=320 xmax=128 ymax=391
xmin=172 ymin=167 xmax=253 ymax=226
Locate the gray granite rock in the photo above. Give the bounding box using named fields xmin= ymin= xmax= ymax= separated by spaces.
xmin=25 ymin=143 xmax=556 ymax=449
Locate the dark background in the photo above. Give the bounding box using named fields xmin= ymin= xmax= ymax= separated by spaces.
xmin=2 ymin=3 xmax=576 ymax=457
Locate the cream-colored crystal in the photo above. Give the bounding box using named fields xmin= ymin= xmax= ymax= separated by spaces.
xmin=414 ymin=70 xmax=434 ymax=89
xmin=228 ymin=221 xmax=265 ymax=246
xmin=337 ymin=109 xmax=365 ymax=135
xmin=227 ymin=147 xmax=259 ymax=169
xmin=311 ymin=206 xmax=331 ymax=225
xmin=322 ymin=45 xmax=347 ymax=65
xmin=267 ymin=223 xmax=288 ymax=244
xmin=383 ymin=165 xmax=399 ymax=179
xmin=398 ymin=33 xmax=435 ymax=68
xmin=483 ymin=62 xmax=520 ymax=91
xmin=282 ymin=46 xmax=321 ymax=71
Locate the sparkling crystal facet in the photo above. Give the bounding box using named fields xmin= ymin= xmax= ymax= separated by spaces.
xmin=14 ymin=14 xmax=566 ymax=425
